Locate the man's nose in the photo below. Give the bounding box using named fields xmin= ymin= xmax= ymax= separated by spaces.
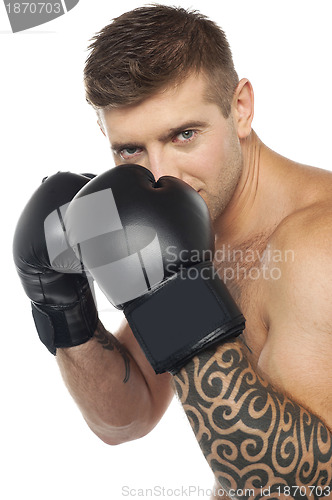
xmin=144 ymin=148 xmax=182 ymax=181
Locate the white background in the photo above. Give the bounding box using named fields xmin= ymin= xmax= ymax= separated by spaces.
xmin=1 ymin=1 xmax=331 ymax=499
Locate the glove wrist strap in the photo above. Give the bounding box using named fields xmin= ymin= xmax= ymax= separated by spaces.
xmin=124 ymin=261 xmax=245 ymax=374
xmin=31 ymin=286 xmax=98 ymax=355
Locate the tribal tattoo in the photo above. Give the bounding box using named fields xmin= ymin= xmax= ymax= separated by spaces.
xmin=94 ymin=321 xmax=131 ymax=383
xmin=173 ymin=339 xmax=332 ymax=499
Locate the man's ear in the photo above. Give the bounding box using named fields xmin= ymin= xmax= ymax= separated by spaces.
xmin=97 ymin=119 xmax=106 ymax=137
xmin=232 ymin=79 xmax=254 ymax=139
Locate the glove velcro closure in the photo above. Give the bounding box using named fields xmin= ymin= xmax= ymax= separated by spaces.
xmin=31 ymin=286 xmax=98 ymax=355
xmin=124 ymin=261 xmax=245 ymax=374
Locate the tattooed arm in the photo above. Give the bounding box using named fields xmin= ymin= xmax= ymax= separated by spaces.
xmin=172 ymin=212 xmax=332 ymax=498
xmin=173 ymin=339 xmax=332 ymax=499
xmin=56 ymin=319 xmax=173 ymax=445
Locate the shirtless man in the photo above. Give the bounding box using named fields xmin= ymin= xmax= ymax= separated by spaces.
xmin=14 ymin=5 xmax=332 ymax=499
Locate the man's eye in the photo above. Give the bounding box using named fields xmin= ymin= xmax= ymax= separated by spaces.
xmin=119 ymin=146 xmax=142 ymax=160
xmin=174 ymin=130 xmax=196 ymax=143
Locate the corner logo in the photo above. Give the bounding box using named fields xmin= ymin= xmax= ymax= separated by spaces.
xmin=3 ymin=0 xmax=79 ymax=33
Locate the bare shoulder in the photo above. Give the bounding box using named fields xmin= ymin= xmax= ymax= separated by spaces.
xmin=263 ymin=198 xmax=332 ymax=335
xmin=258 ymin=201 xmax=332 ymax=427
xmin=265 ymin=199 xmax=332 ymax=291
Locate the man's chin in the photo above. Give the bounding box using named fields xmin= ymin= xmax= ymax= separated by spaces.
xmin=198 ymin=191 xmax=215 ymax=219
xmin=197 ymin=190 xmax=209 ymax=209
xmin=197 ymin=189 xmax=210 ymax=208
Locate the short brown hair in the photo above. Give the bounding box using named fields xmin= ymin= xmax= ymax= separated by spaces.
xmin=84 ymin=5 xmax=239 ymax=118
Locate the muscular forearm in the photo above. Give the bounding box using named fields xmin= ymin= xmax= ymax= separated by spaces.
xmin=56 ymin=320 xmax=154 ymax=445
xmin=173 ymin=339 xmax=332 ymax=499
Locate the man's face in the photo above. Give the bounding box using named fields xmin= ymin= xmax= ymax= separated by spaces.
xmin=98 ymin=73 xmax=243 ymax=222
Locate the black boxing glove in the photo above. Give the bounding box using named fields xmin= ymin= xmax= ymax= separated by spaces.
xmin=13 ymin=172 xmax=98 ymax=355
xmin=65 ymin=165 xmax=245 ymax=374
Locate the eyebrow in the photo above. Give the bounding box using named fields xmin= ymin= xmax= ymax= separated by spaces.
xmin=111 ymin=121 xmax=209 ymax=152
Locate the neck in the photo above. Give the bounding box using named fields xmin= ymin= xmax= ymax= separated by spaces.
xmin=214 ymin=130 xmax=292 ymax=246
